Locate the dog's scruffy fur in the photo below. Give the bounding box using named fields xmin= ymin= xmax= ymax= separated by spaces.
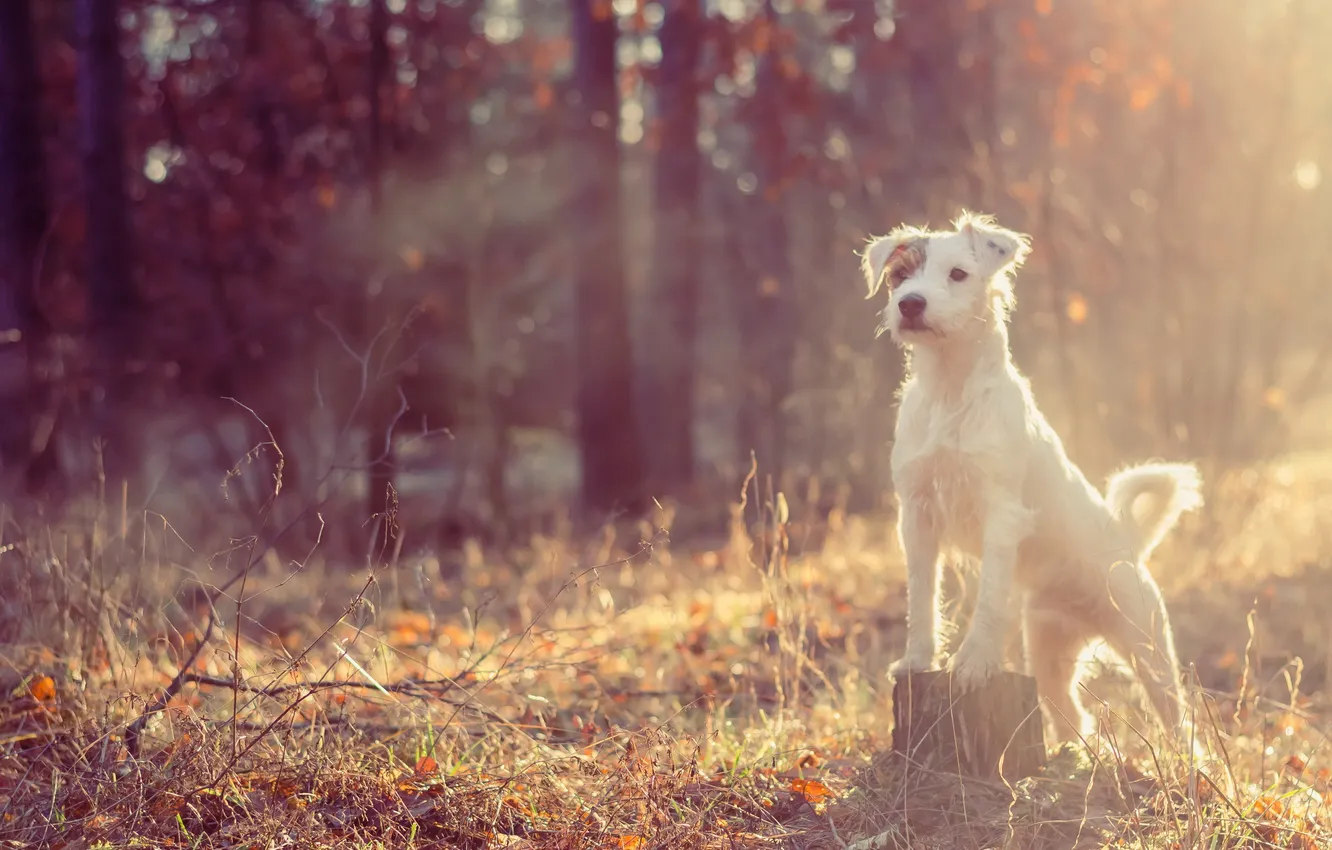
xmin=863 ymin=211 xmax=1201 ymax=744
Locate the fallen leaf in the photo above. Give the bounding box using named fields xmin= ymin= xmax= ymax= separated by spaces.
xmin=415 ymin=756 xmax=438 ymax=775
xmin=789 ymin=778 xmax=831 ymax=804
xmin=1253 ymin=796 xmax=1285 ymax=819
xmin=28 ymin=676 xmax=56 ymax=702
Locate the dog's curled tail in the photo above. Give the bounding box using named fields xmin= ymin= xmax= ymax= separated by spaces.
xmin=1105 ymin=462 xmax=1204 ymax=559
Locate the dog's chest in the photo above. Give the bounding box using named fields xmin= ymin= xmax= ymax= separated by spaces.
xmin=895 ymin=412 xmax=990 ymax=552
xmin=915 ymin=452 xmax=986 ymax=551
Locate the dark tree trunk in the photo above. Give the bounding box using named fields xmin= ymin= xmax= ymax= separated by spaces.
xmin=839 ymin=0 xmax=904 ymax=511
xmin=244 ymin=0 xmax=283 ymax=177
xmin=364 ymin=0 xmax=398 ymax=555
xmin=76 ymin=0 xmax=138 ymax=488
xmin=569 ymin=0 xmax=646 ymax=516
xmin=736 ymin=1 xmax=797 ymax=485
xmin=643 ymin=0 xmax=703 ymax=498
xmin=0 ymin=0 xmax=54 ymax=497
xmin=894 ymin=0 xmax=990 ymax=214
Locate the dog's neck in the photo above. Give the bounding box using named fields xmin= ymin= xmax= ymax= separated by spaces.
xmin=907 ymin=313 xmax=1012 ymax=396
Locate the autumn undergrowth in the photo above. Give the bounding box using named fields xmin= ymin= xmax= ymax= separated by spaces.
xmin=3 ymin=452 xmax=1332 ymax=848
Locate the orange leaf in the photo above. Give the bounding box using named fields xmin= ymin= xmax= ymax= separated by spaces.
xmin=1285 ymin=754 xmax=1308 ymax=773
xmin=752 ymin=18 xmax=772 ymax=55
xmin=1253 ymin=796 xmax=1285 ymax=819
xmin=1034 ymin=0 xmax=1052 ymax=15
xmin=1129 ymin=81 xmax=1159 ymax=111
xmin=1052 ymin=122 xmax=1071 ymax=149
xmin=617 ymin=837 xmax=645 ymax=849
xmin=28 ymin=676 xmax=56 ymax=702
xmin=762 ymin=608 xmax=779 ymax=629
xmin=534 ymin=81 xmax=554 ymax=111
xmin=400 ymin=246 xmax=425 ymax=271
xmin=1066 ymin=293 xmax=1088 ymax=325
xmin=1278 ymin=712 xmax=1304 ymax=733
xmin=789 ymin=778 xmax=831 ymax=804
xmin=415 ymin=756 xmax=438 ymax=774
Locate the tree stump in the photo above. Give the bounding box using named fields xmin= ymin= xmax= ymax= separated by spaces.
xmin=891 ymin=670 xmax=1046 ymax=781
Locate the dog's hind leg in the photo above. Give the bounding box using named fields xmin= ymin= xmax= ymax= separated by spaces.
xmin=1024 ymin=599 xmax=1092 ymax=744
xmin=1101 ymin=564 xmax=1185 ymax=735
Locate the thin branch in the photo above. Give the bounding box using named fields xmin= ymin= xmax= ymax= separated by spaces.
xmin=125 ymin=602 xmax=218 ymax=758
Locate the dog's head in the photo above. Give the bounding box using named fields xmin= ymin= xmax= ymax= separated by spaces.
xmin=861 ymin=211 xmax=1031 ymax=345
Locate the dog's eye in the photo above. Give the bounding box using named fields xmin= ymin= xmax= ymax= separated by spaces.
xmin=949 ymin=268 xmax=969 ymax=282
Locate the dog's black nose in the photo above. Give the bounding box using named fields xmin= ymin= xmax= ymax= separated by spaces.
xmin=898 ymin=293 xmax=927 ymax=319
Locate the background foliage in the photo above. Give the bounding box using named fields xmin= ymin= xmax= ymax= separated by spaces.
xmin=5 ymin=0 xmax=1332 ymax=542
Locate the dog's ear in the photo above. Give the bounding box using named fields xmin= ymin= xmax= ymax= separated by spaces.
xmin=860 ymin=228 xmax=922 ymax=298
xmin=957 ymin=212 xmax=1031 ymax=278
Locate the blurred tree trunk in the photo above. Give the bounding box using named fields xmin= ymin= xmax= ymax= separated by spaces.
xmin=76 ymin=0 xmax=139 ymax=490
xmin=244 ymin=0 xmax=282 ymax=178
xmin=364 ymin=0 xmax=398 ymax=555
xmin=840 ymin=0 xmax=904 ymax=511
xmin=243 ymin=0 xmax=303 ymax=497
xmin=893 ymin=0 xmax=987 ymax=214
xmin=569 ymin=0 xmax=646 ymax=515
xmin=643 ymin=0 xmax=703 ymax=498
xmin=0 ymin=0 xmax=55 ymax=497
xmin=735 ymin=0 xmax=798 ymax=485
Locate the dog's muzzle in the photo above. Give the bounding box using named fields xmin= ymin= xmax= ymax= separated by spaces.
xmin=898 ymin=293 xmax=927 ymax=320
xmin=877 ymin=294 xmax=930 ymax=337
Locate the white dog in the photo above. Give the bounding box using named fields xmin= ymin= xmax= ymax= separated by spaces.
xmin=862 ymin=211 xmax=1201 ymax=744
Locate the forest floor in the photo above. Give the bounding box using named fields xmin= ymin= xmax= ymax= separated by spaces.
xmin=3 ymin=455 xmax=1332 ymax=849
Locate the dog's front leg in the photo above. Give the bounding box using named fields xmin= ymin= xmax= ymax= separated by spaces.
xmin=948 ymin=499 xmax=1033 ymax=692
xmin=889 ymin=497 xmax=942 ymax=677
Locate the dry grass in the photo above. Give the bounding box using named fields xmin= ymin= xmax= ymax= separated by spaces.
xmin=2 ymin=458 xmax=1332 ymax=849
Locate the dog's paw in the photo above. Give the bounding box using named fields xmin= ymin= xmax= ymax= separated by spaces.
xmin=888 ymin=653 xmax=935 ymax=680
xmin=945 ymin=645 xmax=1004 ymax=693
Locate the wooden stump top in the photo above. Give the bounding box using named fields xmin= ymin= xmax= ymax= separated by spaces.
xmin=891 ymin=670 xmax=1046 ymax=781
